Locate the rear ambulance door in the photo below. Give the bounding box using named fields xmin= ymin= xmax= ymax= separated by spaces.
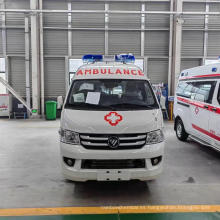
xmin=190 ymin=80 xmax=217 ymax=144
xmin=208 ymin=81 xmax=220 ymax=149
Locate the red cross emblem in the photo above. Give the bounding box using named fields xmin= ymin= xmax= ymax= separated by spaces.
xmin=104 ymin=112 xmax=123 ymax=126
xmin=195 ymin=107 xmax=199 ymax=115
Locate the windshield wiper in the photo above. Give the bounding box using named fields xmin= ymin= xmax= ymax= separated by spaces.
xmin=109 ymin=103 xmax=157 ymax=109
xmin=65 ymin=103 xmax=115 ymax=110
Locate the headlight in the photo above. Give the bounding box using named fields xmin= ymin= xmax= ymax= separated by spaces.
xmin=59 ymin=128 xmax=80 ymax=145
xmin=146 ymin=129 xmax=164 ymax=144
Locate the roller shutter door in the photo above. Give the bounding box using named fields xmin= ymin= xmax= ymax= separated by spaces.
xmin=145 ymin=2 xmax=170 ymax=28
xmin=208 ymin=32 xmax=220 ymax=57
xmin=181 ymin=59 xmax=201 ymax=71
xmin=109 ymin=31 xmax=141 ymax=56
xmin=7 ymin=29 xmax=25 ymax=55
xmin=6 ymin=0 xmax=29 ymax=26
xmin=108 ymin=2 xmax=141 ymax=56
xmin=145 ymin=31 xmax=169 ymax=56
xmin=72 ymin=31 xmax=104 ymax=56
xmin=44 ymin=58 xmax=65 ymax=98
xmin=209 ymin=4 xmax=220 ymax=29
xmin=182 ymin=3 xmax=205 ymax=29
xmin=72 ymin=2 xmax=104 ymax=28
xmin=182 ymin=31 xmax=203 ymax=56
xmin=9 ymin=57 xmax=26 ymax=97
xmin=109 ymin=2 xmax=141 ymax=29
xmin=147 ymin=59 xmax=168 ymax=84
xmin=44 ymin=30 xmax=68 ymax=55
xmin=43 ymin=0 xmax=67 ymax=27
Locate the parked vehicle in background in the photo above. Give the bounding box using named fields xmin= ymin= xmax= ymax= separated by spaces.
xmin=174 ymin=63 xmax=220 ymax=151
xmin=59 ymin=54 xmax=165 ymax=182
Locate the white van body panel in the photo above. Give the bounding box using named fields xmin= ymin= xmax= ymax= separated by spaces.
xmin=61 ymin=109 xmax=162 ymax=134
xmin=174 ymin=63 xmax=220 ymax=151
xmin=60 ymin=62 xmax=165 ymax=181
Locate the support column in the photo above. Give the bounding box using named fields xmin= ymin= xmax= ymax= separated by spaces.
xmin=39 ymin=0 xmax=45 ymax=116
xmin=105 ymin=3 xmax=109 ymax=55
xmin=25 ymin=15 xmax=31 ymax=115
xmin=168 ymin=0 xmax=174 ymax=96
xmin=141 ymin=3 xmax=145 ymax=57
xmin=30 ymin=0 xmax=40 ymax=116
xmin=203 ymin=2 xmax=209 ymax=65
xmin=68 ymin=2 xmax=72 ymax=57
xmin=172 ymin=0 xmax=183 ymax=95
xmin=1 ymin=0 xmax=7 ymax=82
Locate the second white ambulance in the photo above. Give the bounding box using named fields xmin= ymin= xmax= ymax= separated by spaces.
xmin=59 ymin=54 xmax=164 ymax=182
xmin=174 ymin=63 xmax=220 ymax=151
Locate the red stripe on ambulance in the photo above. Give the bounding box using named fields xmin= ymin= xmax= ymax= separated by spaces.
xmin=177 ymin=96 xmax=220 ymax=115
xmin=192 ymin=124 xmax=220 ymax=141
xmin=180 ymin=73 xmax=220 ymax=80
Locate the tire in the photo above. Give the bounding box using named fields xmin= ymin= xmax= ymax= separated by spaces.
xmin=176 ymin=119 xmax=188 ymax=141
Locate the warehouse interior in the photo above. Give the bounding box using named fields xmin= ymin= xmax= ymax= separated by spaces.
xmin=0 ymin=0 xmax=220 ymax=219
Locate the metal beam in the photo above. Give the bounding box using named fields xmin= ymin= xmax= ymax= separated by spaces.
xmin=30 ymin=0 xmax=40 ymax=116
xmin=0 ymin=9 xmax=219 ymax=15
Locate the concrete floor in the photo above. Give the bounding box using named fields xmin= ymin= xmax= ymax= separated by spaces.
xmin=0 ymin=119 xmax=220 ymax=209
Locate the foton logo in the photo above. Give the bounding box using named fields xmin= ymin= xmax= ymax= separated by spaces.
xmin=104 ymin=112 xmax=123 ymax=126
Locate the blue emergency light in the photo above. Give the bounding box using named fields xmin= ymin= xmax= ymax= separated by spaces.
xmin=115 ymin=54 xmax=135 ymax=63
xmin=82 ymin=54 xmax=103 ymax=63
xmin=82 ymin=54 xmax=135 ymax=63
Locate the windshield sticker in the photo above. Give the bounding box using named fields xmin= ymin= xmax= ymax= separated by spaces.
xmin=73 ymin=93 xmax=85 ymax=102
xmin=104 ymin=112 xmax=123 ymax=126
xmin=86 ymin=92 xmax=101 ymax=105
xmin=76 ymin=68 xmax=144 ymax=76
xmin=79 ymin=83 xmax=94 ymax=91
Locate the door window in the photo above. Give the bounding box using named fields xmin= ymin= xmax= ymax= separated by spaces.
xmin=191 ymin=81 xmax=216 ymax=104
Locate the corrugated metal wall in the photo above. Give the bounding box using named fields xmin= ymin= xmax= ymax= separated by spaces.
xmin=182 ymin=2 xmax=205 ymax=69
xmin=1 ymin=0 xmax=220 ymax=99
xmin=9 ymin=57 xmax=26 ymax=97
xmin=148 ymin=59 xmax=168 ymax=84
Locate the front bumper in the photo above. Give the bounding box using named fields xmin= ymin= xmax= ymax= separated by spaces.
xmin=60 ymin=142 xmax=164 ymax=182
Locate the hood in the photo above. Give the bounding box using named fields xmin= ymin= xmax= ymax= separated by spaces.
xmin=61 ymin=109 xmax=163 ymax=134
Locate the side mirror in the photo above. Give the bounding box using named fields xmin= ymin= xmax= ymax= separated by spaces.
xmin=57 ymin=96 xmax=64 ymax=109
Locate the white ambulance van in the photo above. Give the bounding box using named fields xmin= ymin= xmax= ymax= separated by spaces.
xmin=59 ymin=54 xmax=165 ymax=182
xmin=174 ymin=63 xmax=220 ymax=151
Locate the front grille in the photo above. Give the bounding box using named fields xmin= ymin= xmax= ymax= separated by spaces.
xmin=80 ymin=133 xmax=146 ymax=150
xmin=81 ymin=159 xmax=146 ymax=169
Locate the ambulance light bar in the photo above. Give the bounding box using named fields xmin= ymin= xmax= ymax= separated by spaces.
xmin=82 ymin=54 xmax=135 ymax=64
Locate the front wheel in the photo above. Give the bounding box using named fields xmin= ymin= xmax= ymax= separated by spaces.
xmin=176 ymin=119 xmax=188 ymax=141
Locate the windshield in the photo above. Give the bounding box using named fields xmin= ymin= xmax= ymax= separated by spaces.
xmin=65 ymin=79 xmax=159 ymax=111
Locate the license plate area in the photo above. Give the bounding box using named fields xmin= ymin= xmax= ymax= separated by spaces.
xmin=97 ymin=170 xmax=131 ymax=181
